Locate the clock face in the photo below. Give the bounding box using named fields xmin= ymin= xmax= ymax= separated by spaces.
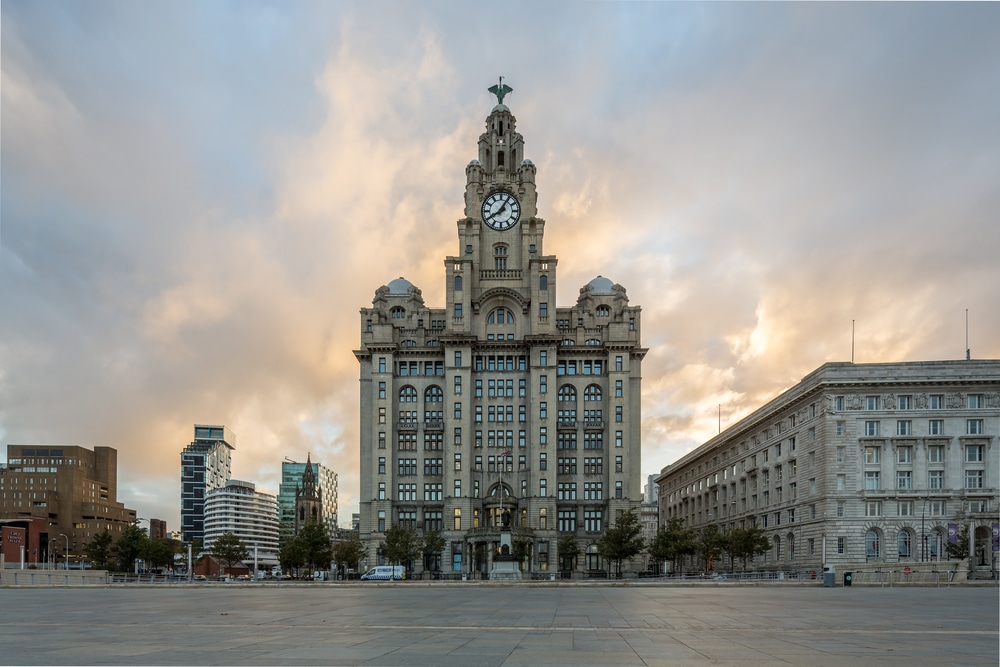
xmin=481 ymin=192 xmax=521 ymax=231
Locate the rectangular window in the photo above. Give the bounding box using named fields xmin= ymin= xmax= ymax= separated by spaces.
xmin=378 ymin=432 xmax=386 ymax=449
xmin=967 ymin=419 xmax=984 ymax=435
xmin=836 ymin=446 xmax=845 ymax=463
xmin=865 ymin=501 xmax=881 ymax=517
xmin=615 ymin=431 xmax=623 ymax=448
xmin=864 ymin=471 xmax=880 ymax=490
xmin=928 ymin=470 xmax=943 ymax=490
xmin=454 ymin=351 xmax=462 ymax=367
xmin=897 ymin=501 xmax=913 ymax=517
xmin=837 ymin=537 xmax=845 ymax=554
xmin=615 ymin=406 xmax=623 ymax=423
xmin=615 ymin=380 xmax=623 ymax=397
xmin=864 ymin=446 xmax=881 ymax=464
xmin=540 ymin=375 xmax=547 ymax=394
xmin=929 ymin=500 xmax=945 ymax=516
xmin=965 ymin=470 xmax=984 ymax=489
xmin=967 ymin=394 xmax=982 ymax=409
xmin=836 ymin=501 xmax=845 ymax=517
xmin=928 ymin=445 xmax=943 ymax=463
xmin=539 ymin=479 xmax=547 ymax=497
xmin=965 ymin=444 xmax=984 ymax=462
xmin=539 ymin=350 xmax=547 ymax=367
xmin=896 ymin=420 xmax=911 ymax=436
xmin=539 ymin=303 xmax=548 ymax=317
xmin=866 ymin=395 xmax=879 ymax=410
xmin=928 ymin=419 xmax=943 ymax=436
xmin=615 ymin=356 xmax=623 ymax=372
xmin=896 ymin=446 xmax=912 ymax=463
xmin=929 ymin=394 xmax=943 ymax=409
xmin=835 ymin=396 xmax=844 ymax=411
xmin=539 ymin=402 xmax=547 ymax=419
xmin=897 ymin=395 xmax=911 ymax=410
xmin=864 ymin=421 xmax=880 ymax=437
xmin=539 ymin=452 xmax=547 ymax=470
xmin=836 ymin=421 xmax=845 ymax=436
xmin=378 ymin=381 xmax=386 ymax=399
xmin=896 ymin=470 xmax=912 ymax=490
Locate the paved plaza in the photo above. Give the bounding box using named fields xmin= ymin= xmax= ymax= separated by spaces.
xmin=0 ymin=583 xmax=996 ymax=666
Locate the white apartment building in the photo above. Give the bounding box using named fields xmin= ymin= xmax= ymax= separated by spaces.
xmin=203 ymin=479 xmax=280 ymax=567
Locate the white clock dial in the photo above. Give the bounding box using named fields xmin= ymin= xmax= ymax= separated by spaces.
xmin=481 ymin=192 xmax=521 ymax=231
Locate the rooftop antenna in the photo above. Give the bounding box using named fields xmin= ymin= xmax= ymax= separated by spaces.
xmin=966 ymin=309 xmax=971 ymax=361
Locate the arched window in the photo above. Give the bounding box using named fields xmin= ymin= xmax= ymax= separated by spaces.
xmin=596 ymin=305 xmax=611 ymax=317
xmin=561 ymin=339 xmax=575 ymax=346
xmin=774 ymin=536 xmax=781 ymax=560
xmin=585 ymin=339 xmax=601 ymax=346
xmin=866 ymin=529 xmax=881 ymax=558
xmin=390 ymin=307 xmax=406 ymax=319
xmin=399 ymin=386 xmax=418 ymax=403
xmin=584 ymin=385 xmax=602 ymax=402
xmin=487 ymin=307 xmax=514 ymax=325
xmin=454 ymin=275 xmax=463 ymax=291
xmin=539 ymin=275 xmax=548 ymax=290
xmin=424 ymin=386 xmax=444 ymax=403
xmin=400 ymin=340 xmax=417 ymax=347
xmin=897 ymin=529 xmax=912 ymax=559
xmin=558 ymin=385 xmax=577 ymax=403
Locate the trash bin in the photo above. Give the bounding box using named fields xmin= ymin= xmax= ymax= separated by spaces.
xmin=843 ymin=571 xmax=853 ymax=586
xmin=823 ymin=565 xmax=835 ymax=587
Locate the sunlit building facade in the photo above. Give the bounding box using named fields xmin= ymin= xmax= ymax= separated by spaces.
xmin=203 ymin=479 xmax=279 ymax=566
xmin=277 ymin=458 xmax=339 ymax=533
xmin=357 ymin=87 xmax=645 ymax=576
xmin=657 ymin=360 xmax=1000 ymax=577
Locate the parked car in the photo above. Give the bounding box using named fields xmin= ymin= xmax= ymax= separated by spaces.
xmin=193 ymin=574 xmax=207 ymax=581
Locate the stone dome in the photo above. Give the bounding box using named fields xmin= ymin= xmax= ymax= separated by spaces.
xmin=587 ymin=275 xmax=615 ymax=295
xmin=468 ymin=159 xmax=482 ymax=167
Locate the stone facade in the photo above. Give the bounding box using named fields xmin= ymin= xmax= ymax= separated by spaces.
xmin=356 ymin=89 xmax=645 ymax=577
xmin=657 ymin=360 xmax=1000 ymax=577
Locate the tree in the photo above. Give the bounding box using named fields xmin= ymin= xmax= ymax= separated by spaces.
xmin=297 ymin=521 xmax=334 ymax=571
xmin=211 ymin=532 xmax=249 ymax=576
xmin=113 ymin=523 xmax=149 ymax=572
xmin=946 ymin=524 xmax=970 ymax=560
xmin=696 ymin=525 xmax=723 ymax=572
xmin=84 ymin=530 xmax=114 ymax=570
xmin=597 ymin=509 xmax=645 ymax=577
xmin=147 ymin=538 xmax=178 ymax=571
xmin=647 ymin=517 xmax=698 ymax=575
xmin=557 ymin=534 xmax=580 ymax=573
xmin=279 ymin=536 xmax=306 ymax=575
xmin=727 ymin=526 xmax=771 ymax=571
xmin=512 ymin=537 xmax=532 ymax=569
xmin=333 ymin=534 xmax=365 ymax=577
xmin=422 ymin=529 xmax=446 ymax=572
xmin=380 ymin=524 xmax=422 ymax=572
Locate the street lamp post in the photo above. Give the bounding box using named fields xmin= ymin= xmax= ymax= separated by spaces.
xmin=49 ymin=538 xmax=57 ymax=570
xmin=59 ymin=534 xmax=69 ymax=570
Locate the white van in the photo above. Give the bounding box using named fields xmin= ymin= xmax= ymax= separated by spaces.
xmin=361 ymin=565 xmax=405 ymax=581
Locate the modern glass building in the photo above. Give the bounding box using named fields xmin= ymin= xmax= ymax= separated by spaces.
xmin=277 ymin=459 xmax=339 ymax=532
xmin=180 ymin=425 xmax=234 ymax=544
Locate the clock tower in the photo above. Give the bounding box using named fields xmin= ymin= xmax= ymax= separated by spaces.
xmin=357 ymin=81 xmax=644 ymax=578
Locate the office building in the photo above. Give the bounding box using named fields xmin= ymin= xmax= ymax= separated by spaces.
xmin=0 ymin=444 xmax=137 ymax=564
xmin=180 ymin=425 xmax=234 ymax=544
xmin=356 ymin=84 xmax=645 ymax=576
xmin=657 ymin=360 xmax=999 ymax=577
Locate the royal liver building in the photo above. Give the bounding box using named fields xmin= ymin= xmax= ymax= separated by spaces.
xmin=356 ymin=83 xmax=645 ymax=577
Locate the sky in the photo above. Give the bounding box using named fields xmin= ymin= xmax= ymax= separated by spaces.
xmin=2 ymin=1 xmax=999 ymax=530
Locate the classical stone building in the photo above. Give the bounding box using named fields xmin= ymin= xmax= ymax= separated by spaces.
xmin=657 ymin=360 xmax=1000 ymax=578
xmin=0 ymin=444 xmax=137 ymax=565
xmin=356 ymin=84 xmax=645 ymax=577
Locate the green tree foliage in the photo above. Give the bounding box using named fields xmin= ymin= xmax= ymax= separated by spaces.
xmin=380 ymin=524 xmax=423 ymax=571
xmin=332 ymin=534 xmax=365 ymax=576
xmin=422 ymin=529 xmax=446 ymax=571
xmin=279 ymin=536 xmax=306 ymax=574
xmin=647 ymin=517 xmax=698 ymax=574
xmin=696 ymin=525 xmax=722 ymax=572
xmin=297 ymin=521 xmax=334 ymax=571
xmin=211 ymin=532 xmax=249 ymax=575
xmin=557 ymin=534 xmax=580 ymax=572
xmin=597 ymin=509 xmax=645 ymax=576
xmin=147 ymin=538 xmax=177 ymax=571
xmin=113 ymin=523 xmax=148 ymax=572
xmin=945 ymin=524 xmax=970 ymax=560
xmin=726 ymin=526 xmax=771 ymax=571
xmin=84 ymin=530 xmax=114 ymax=570
xmin=512 ymin=537 xmax=532 ymax=566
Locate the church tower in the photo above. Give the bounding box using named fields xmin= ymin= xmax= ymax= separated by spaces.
xmin=356 ymin=80 xmax=645 ymax=577
xmin=294 ymin=453 xmax=323 ymax=534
